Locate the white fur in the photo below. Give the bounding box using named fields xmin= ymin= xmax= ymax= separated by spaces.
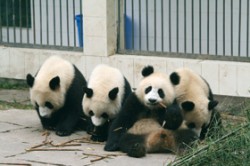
xmin=173 ymin=68 xmax=212 ymax=136
xmin=136 ymin=72 xmax=175 ymax=109
xmin=145 ymin=88 xmax=162 ymax=105
xmin=83 ymin=64 xmax=126 ymax=124
xmin=91 ymin=116 xmax=106 ymax=126
xmin=30 ymin=56 xmax=74 ymax=114
xmin=39 ymin=107 xmax=53 ymax=118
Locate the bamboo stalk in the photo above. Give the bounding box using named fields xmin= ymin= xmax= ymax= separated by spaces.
xmin=0 ymin=163 xmax=31 ymax=166
xmin=26 ymin=148 xmax=82 ymax=152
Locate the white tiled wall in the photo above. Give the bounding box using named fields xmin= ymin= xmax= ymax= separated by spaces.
xmin=1 ymin=46 xmax=250 ymax=97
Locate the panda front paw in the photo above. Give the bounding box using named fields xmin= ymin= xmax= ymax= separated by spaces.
xmin=127 ymin=143 xmax=146 ymax=158
xmin=104 ymin=142 xmax=119 ymax=151
xmin=164 ymin=103 xmax=183 ymax=130
xmin=90 ymin=135 xmax=106 ymax=142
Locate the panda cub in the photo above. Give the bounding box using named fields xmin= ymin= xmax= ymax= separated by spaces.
xmin=26 ymin=56 xmax=88 ymax=136
xmin=104 ymin=66 xmax=184 ymax=152
xmin=119 ymin=118 xmax=197 ymax=157
xmin=170 ymin=68 xmax=220 ymax=140
xmin=82 ymin=64 xmax=131 ymax=142
xmin=117 ymin=66 xmax=197 ymax=157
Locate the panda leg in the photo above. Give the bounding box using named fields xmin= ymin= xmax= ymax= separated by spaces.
xmin=104 ymin=117 xmax=126 ymax=151
xmin=89 ymin=122 xmax=109 ymax=142
xmin=119 ymin=133 xmax=147 ymax=158
xmin=55 ymin=108 xmax=80 ymax=136
xmin=35 ymin=109 xmax=56 ymax=130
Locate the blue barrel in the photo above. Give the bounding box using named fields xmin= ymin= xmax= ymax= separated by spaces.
xmin=125 ymin=15 xmax=132 ymax=49
xmin=75 ymin=14 xmax=83 ymax=47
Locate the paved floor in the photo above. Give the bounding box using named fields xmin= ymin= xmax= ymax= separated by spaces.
xmin=0 ymin=89 xmax=176 ymax=166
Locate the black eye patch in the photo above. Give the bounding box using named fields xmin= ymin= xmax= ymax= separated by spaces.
xmin=145 ymin=86 xmax=152 ymax=94
xmin=158 ymin=89 xmax=165 ymax=98
xmin=101 ymin=113 xmax=109 ymax=119
xmin=45 ymin=101 xmax=54 ymax=109
xmin=187 ymin=122 xmax=196 ymax=129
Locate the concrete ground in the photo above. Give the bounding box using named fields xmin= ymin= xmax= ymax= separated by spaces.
xmin=0 ymin=89 xmax=176 ymax=166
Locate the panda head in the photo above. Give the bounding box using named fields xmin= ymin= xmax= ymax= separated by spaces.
xmin=82 ymin=64 xmax=127 ymax=127
xmin=181 ymin=100 xmax=218 ymax=137
xmin=27 ymin=74 xmax=65 ymax=118
xmin=83 ymin=86 xmax=119 ymax=126
xmin=135 ymin=66 xmax=175 ymax=110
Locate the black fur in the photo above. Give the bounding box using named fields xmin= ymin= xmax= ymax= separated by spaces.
xmin=119 ymin=133 xmax=146 ymax=158
xmin=170 ymin=72 xmax=180 ymax=85
xmin=163 ymin=100 xmax=183 ymax=130
xmin=26 ymin=74 xmax=35 ymax=87
xmin=33 ymin=65 xmax=89 ymax=136
xmin=208 ymin=100 xmax=219 ymax=110
xmin=122 ymin=77 xmax=132 ymax=105
xmin=141 ymin=66 xmax=154 ymax=77
xmin=86 ymin=119 xmax=112 ymax=142
xmin=104 ymin=92 xmax=180 ymax=151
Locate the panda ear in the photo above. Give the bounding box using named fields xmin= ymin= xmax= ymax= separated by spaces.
xmin=83 ymin=87 xmax=93 ymax=98
xmin=49 ymin=76 xmax=60 ymax=90
xmin=141 ymin=65 xmax=154 ymax=77
xmin=181 ymin=101 xmax=195 ymax=112
xmin=109 ymin=87 xmax=119 ymax=100
xmin=170 ymin=72 xmax=180 ymax=85
xmin=208 ymin=100 xmax=218 ymax=111
xmin=26 ymin=74 xmax=34 ymax=87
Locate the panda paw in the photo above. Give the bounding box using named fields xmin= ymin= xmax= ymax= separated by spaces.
xmin=56 ymin=130 xmax=72 ymax=136
xmin=127 ymin=143 xmax=146 ymax=158
xmin=90 ymin=135 xmax=106 ymax=142
xmin=104 ymin=142 xmax=119 ymax=151
xmin=164 ymin=103 xmax=183 ymax=130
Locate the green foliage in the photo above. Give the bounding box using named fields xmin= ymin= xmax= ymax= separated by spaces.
xmin=170 ymin=104 xmax=250 ymax=166
xmin=0 ymin=100 xmax=33 ymax=110
xmin=0 ymin=78 xmax=28 ymax=89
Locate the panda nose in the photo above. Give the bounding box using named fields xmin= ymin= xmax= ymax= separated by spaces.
xmin=149 ymin=99 xmax=157 ymax=103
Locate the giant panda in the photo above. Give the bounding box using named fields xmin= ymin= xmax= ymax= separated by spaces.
xmin=82 ymin=64 xmax=132 ymax=142
xmin=26 ymin=56 xmax=88 ymax=136
xmin=170 ymin=68 xmax=221 ymax=140
xmin=104 ymin=65 xmax=184 ymax=152
xmin=119 ymin=117 xmax=197 ymax=158
xmin=118 ymin=100 xmax=198 ymax=158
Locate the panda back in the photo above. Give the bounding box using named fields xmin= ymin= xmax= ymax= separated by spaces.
xmin=128 ymin=118 xmax=162 ymax=135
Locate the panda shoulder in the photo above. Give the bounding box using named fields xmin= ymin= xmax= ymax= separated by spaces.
xmin=122 ymin=92 xmax=145 ymax=112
